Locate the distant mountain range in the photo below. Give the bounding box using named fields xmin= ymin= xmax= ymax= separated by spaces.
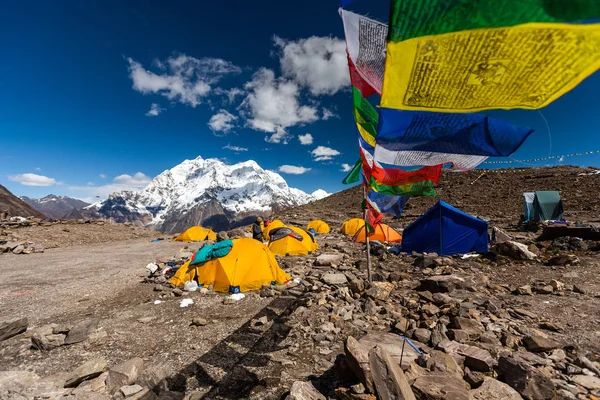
xmin=20 ymin=195 xmax=90 ymax=220
xmin=77 ymin=157 xmax=329 ymax=233
xmin=0 ymin=185 xmax=46 ymax=219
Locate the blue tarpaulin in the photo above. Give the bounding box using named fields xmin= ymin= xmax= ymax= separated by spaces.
xmin=377 ymin=108 xmax=534 ymax=156
xmin=402 ymin=201 xmax=489 ymax=256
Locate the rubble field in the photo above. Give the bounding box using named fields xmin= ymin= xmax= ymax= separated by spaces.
xmin=0 ymin=165 xmax=599 ymax=399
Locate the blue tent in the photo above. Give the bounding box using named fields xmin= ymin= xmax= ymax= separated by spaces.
xmin=402 ymin=201 xmax=489 ymax=256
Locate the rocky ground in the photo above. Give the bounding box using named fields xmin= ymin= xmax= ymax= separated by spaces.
xmin=0 ymin=165 xmax=599 ymax=399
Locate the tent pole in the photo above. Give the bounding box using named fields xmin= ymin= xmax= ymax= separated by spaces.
xmin=363 ymin=187 xmax=373 ymax=283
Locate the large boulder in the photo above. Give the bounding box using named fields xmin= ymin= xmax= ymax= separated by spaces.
xmin=470 ymin=377 xmax=523 ymax=400
xmin=498 ymin=356 xmax=555 ymax=400
xmin=286 ymin=381 xmax=326 ymax=400
xmin=315 ymin=254 xmax=343 ymax=267
xmin=492 ymin=241 xmax=537 ymax=261
xmin=411 ymin=371 xmax=470 ymax=400
xmin=106 ymin=357 xmax=145 ymax=394
xmin=0 ymin=318 xmax=28 ymax=342
xmin=421 ymin=350 xmax=463 ymax=381
xmin=64 ymin=319 xmax=99 ymax=345
xmin=359 ymin=333 xmax=424 ymax=369
xmin=322 ymin=273 xmax=348 ymax=285
xmin=369 ymin=346 xmax=416 ymax=400
xmin=522 ymin=335 xmax=561 ymax=353
xmin=345 ymin=336 xmax=375 ymax=393
xmin=64 ymin=358 xmax=108 ymax=388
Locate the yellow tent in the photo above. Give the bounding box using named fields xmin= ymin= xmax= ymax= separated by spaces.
xmin=174 ymin=226 xmax=212 ymax=242
xmin=206 ymin=229 xmax=217 ymax=241
xmin=268 ymin=226 xmax=318 ymax=256
xmin=263 ymin=219 xmax=285 ymax=240
xmin=307 ymin=220 xmax=330 ymax=234
xmin=341 ymin=218 xmax=365 ymax=236
xmin=353 ymin=223 xmax=403 ymax=243
xmin=169 ymin=238 xmax=291 ymax=292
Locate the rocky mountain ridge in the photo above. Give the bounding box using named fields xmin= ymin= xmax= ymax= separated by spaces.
xmin=20 ymin=195 xmax=89 ymax=220
xmin=0 ymin=184 xmax=46 ymax=219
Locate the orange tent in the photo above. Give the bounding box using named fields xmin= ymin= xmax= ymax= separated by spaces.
xmin=353 ymin=223 xmax=402 ymax=243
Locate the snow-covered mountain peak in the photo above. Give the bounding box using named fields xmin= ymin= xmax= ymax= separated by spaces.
xmin=85 ymin=157 xmax=328 ymax=233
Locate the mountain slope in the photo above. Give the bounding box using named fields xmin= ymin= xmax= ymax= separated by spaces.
xmin=0 ymin=185 xmax=47 ymax=219
xmin=276 ymin=165 xmax=600 ymax=229
xmin=21 ymin=195 xmax=89 ymax=219
xmin=83 ymin=157 xmax=328 ymax=233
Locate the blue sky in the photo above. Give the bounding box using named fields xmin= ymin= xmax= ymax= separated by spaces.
xmin=1 ymin=0 xmax=599 ymax=202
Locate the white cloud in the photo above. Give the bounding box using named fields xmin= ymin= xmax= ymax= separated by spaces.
xmin=69 ymin=172 xmax=152 ymax=199
xmin=274 ymin=36 xmax=349 ymax=96
xmin=145 ymin=103 xmax=164 ymax=116
xmin=265 ymin=129 xmax=293 ymax=144
xmin=240 ymin=68 xmax=318 ymax=135
xmin=340 ymin=163 xmax=352 ymax=172
xmin=223 ymin=143 xmax=248 ymax=152
xmin=278 ymin=165 xmax=311 ymax=175
xmin=322 ymin=108 xmax=337 ymax=120
xmin=99 ymin=174 xmax=107 ymax=179
xmin=312 ymin=146 xmax=341 ymax=162
xmin=9 ymin=173 xmax=57 ymax=187
xmin=34 ymin=167 xmax=42 ymax=171
xmin=215 ymin=87 xmax=245 ymax=104
xmin=208 ymin=110 xmax=237 ymax=134
xmin=298 ymin=133 xmax=313 ymax=145
xmin=127 ymin=54 xmax=241 ymax=107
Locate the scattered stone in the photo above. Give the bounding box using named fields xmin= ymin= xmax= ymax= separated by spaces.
xmin=539 ymin=321 xmax=563 ymax=332
xmin=451 ymin=317 xmax=484 ymax=340
xmin=573 ymin=285 xmax=587 ymax=294
xmin=547 ymin=254 xmax=579 ymax=266
xmin=523 ymin=334 xmax=561 ymax=352
xmin=106 ymin=357 xmax=145 ymax=394
xmin=315 ymin=254 xmax=343 ymax=267
xmin=322 ymin=273 xmax=347 ymax=285
xmin=120 ymin=384 xmax=144 ymax=398
xmin=550 ymin=280 xmax=565 ymax=292
xmin=470 ymin=377 xmax=524 ymax=400
xmin=536 ymin=285 xmax=554 ymax=295
xmin=64 ymin=358 xmax=108 ymax=388
xmin=366 ymin=282 xmax=394 ymax=300
xmin=368 ymin=345 xmax=416 ymax=400
xmin=52 ymin=324 xmax=72 ymax=334
xmin=492 ymin=241 xmax=537 ymax=260
xmin=457 ymin=344 xmax=496 ymax=372
xmin=31 ymin=333 xmax=66 ymax=351
xmin=464 ymin=368 xmax=485 ymax=389
xmin=571 ymin=375 xmax=600 ymax=391
xmin=516 ymin=285 xmax=533 ymax=296
xmin=498 ymin=356 xmax=555 ymax=400
xmin=358 ymin=332 xmax=423 ymax=370
xmin=420 ymin=275 xmax=465 ymax=293
xmin=135 ymin=365 xmax=169 ymax=393
xmin=411 ymin=371 xmax=470 ymax=400
xmin=0 ymin=318 xmax=28 ymax=342
xmin=414 ymin=329 xmax=431 ymax=344
xmin=286 ymin=381 xmax=326 ymax=400
xmin=172 ymin=288 xmax=183 ymax=296
xmin=345 ymin=336 xmax=374 ymax=393
xmin=87 ymin=328 xmax=108 ymax=346
xmin=64 ymin=319 xmax=99 ymax=345
xmin=422 ymin=350 xmax=463 ymax=381
xmin=138 ymin=317 xmax=154 ymax=324
xmin=575 ymin=356 xmax=600 ymax=376
xmin=335 ymin=387 xmax=376 ymax=400
xmin=191 ymin=317 xmax=209 ymax=327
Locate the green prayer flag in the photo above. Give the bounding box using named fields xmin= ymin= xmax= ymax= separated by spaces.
xmin=370 ymin=177 xmax=436 ymax=196
xmin=388 ymin=0 xmax=600 ymax=42
xmin=342 ymin=159 xmax=362 ymax=185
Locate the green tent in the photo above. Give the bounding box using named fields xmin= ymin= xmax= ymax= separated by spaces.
xmin=530 ymin=191 xmax=564 ymax=222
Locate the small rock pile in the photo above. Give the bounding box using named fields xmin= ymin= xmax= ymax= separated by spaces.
xmin=0 ymin=240 xmax=45 ymax=254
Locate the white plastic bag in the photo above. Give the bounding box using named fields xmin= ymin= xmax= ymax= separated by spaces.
xmin=180 ymin=299 xmax=194 ymax=308
xmin=183 ymin=281 xmax=198 ymax=292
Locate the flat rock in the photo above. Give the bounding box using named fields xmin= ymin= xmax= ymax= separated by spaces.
xmin=451 ymin=317 xmax=484 ymax=340
xmin=369 ymin=346 xmax=416 ymax=400
xmin=492 ymin=241 xmax=537 ymax=260
xmin=345 ymin=336 xmax=374 ymax=393
xmin=456 ymin=344 xmax=495 ymax=372
xmin=315 ymin=254 xmax=343 ymax=267
xmin=0 ymin=371 xmax=40 ymax=394
xmin=137 ymin=317 xmax=154 ymax=324
xmin=423 ymin=350 xmax=463 ymax=380
xmin=498 ymin=356 xmax=555 ymax=400
xmin=64 ymin=358 xmax=108 ymax=388
xmin=322 ymin=273 xmax=347 ymax=285
xmin=106 ymin=357 xmax=145 ymax=394
xmin=0 ymin=318 xmax=28 ymax=342
xmin=420 ymin=275 xmax=465 ymax=293
xmin=411 ymin=371 xmax=470 ymax=400
xmin=366 ymin=282 xmax=394 ymax=300
xmin=571 ymin=375 xmax=600 ymax=390
xmin=64 ymin=319 xmax=99 ymax=345
xmin=523 ymin=335 xmax=561 ymax=352
xmin=414 ymin=329 xmax=431 ymax=344
xmin=359 ymin=332 xmax=424 ymax=370
xmin=547 ymin=254 xmax=579 ymax=266
xmin=286 ymin=381 xmax=326 ymax=400
xmin=470 ymin=377 xmax=523 ymax=400
xmin=31 ymin=333 xmax=66 ymax=351
xmin=120 ymin=384 xmax=144 ymax=398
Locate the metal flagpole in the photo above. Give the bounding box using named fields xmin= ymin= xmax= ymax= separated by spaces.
xmin=363 ymin=186 xmax=373 ymax=283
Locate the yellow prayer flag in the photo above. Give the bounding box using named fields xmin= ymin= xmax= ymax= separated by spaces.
xmin=357 ymin=124 xmax=376 ymax=147
xmin=381 ymin=22 xmax=600 ymax=113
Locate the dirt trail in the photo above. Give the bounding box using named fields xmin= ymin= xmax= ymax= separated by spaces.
xmin=0 ymin=239 xmax=183 ymax=325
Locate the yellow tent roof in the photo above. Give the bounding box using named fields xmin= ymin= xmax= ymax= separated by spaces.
xmin=268 ymin=226 xmax=318 ymax=256
xmin=263 ymin=219 xmax=285 ymax=240
xmin=206 ymin=229 xmax=217 ymax=241
xmin=307 ymin=220 xmax=330 ymax=234
xmin=353 ymin=223 xmax=403 ymax=243
xmin=341 ymin=218 xmax=365 ymax=235
xmin=174 ymin=226 xmax=213 ymax=242
xmin=169 ymin=238 xmax=291 ymax=292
